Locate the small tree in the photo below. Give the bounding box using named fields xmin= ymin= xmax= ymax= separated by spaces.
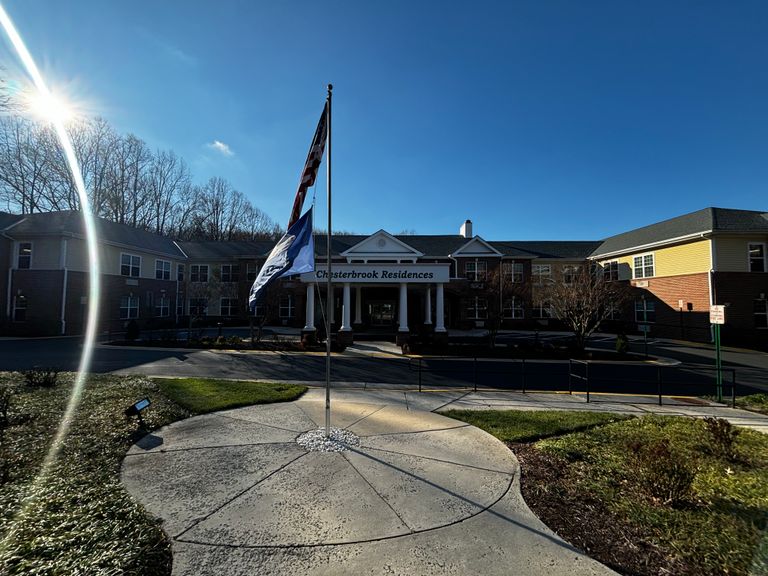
xmin=540 ymin=264 xmax=630 ymax=350
xmin=485 ymin=265 xmax=523 ymax=347
xmin=250 ymin=282 xmax=281 ymax=344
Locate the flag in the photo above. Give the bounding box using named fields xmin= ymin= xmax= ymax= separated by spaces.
xmin=288 ymin=103 xmax=328 ymax=228
xmin=249 ymin=207 xmax=314 ymax=309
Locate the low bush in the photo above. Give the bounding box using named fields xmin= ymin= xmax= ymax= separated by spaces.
xmin=703 ymin=417 xmax=740 ymax=461
xmin=23 ymin=366 xmax=59 ymax=388
xmin=629 ymin=438 xmax=697 ymax=506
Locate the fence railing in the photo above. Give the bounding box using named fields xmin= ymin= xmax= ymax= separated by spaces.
xmin=409 ymin=356 xmax=742 ymax=407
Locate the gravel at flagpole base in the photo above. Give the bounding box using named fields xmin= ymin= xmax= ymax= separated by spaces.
xmin=296 ymin=427 xmax=361 ymax=452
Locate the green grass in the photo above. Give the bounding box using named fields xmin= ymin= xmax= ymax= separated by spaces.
xmin=441 ymin=409 xmax=629 ymax=442
xmin=0 ymin=373 xmax=306 ymax=575
xmin=449 ymin=409 xmax=768 ymax=575
xmin=735 ymin=393 xmax=768 ymax=415
xmin=152 ymin=377 xmax=306 ymax=414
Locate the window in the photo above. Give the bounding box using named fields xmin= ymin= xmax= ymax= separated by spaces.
xmin=563 ymin=265 xmax=580 ymax=284
xmin=253 ymin=304 xmax=265 ymax=320
xmin=503 ymin=297 xmax=524 ymax=319
xmin=635 ymin=299 xmax=656 ymax=323
xmin=177 ymin=264 xmax=185 ymax=281
xmin=17 ymin=242 xmax=32 ymax=269
xmin=466 ymin=297 xmax=488 ymax=320
xmin=749 ymin=243 xmax=766 ymax=272
xmin=189 ymin=298 xmax=208 ymax=316
xmin=221 ymin=264 xmax=240 ymax=283
xmin=120 ymin=253 xmax=141 ymax=277
xmin=633 ymin=253 xmax=654 ymax=278
xmin=465 ymin=261 xmax=487 ymax=282
xmin=279 ymin=295 xmax=295 ymax=318
xmin=221 ymin=297 xmax=239 ymax=316
xmin=603 ymin=261 xmax=619 ymax=281
xmin=247 ymin=263 xmax=258 ymax=283
xmin=532 ymin=264 xmax=551 ymax=284
xmin=155 ymin=260 xmax=171 ymax=280
xmin=190 ymin=264 xmax=208 ymax=283
xmin=532 ymin=300 xmax=553 ymax=319
xmin=120 ymin=295 xmax=139 ymax=319
xmin=755 ymin=299 xmax=768 ymax=329
xmin=503 ymin=262 xmax=524 ymax=283
xmin=176 ymin=294 xmax=185 ymax=318
xmin=154 ymin=295 xmax=169 ymax=317
xmin=12 ymin=295 xmax=27 ymax=321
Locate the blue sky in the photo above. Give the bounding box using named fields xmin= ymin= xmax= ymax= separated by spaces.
xmin=1 ymin=0 xmax=767 ymax=240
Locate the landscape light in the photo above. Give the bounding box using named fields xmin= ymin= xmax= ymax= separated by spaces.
xmin=125 ymin=398 xmax=151 ymax=427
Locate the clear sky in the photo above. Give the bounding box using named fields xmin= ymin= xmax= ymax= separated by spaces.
xmin=1 ymin=0 xmax=767 ymax=240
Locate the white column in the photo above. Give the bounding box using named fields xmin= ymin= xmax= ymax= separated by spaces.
xmin=399 ymin=282 xmax=409 ymax=332
xmin=435 ymin=283 xmax=446 ymax=332
xmin=341 ymin=283 xmax=352 ymax=331
xmin=424 ymin=285 xmax=432 ymax=325
xmin=354 ymin=286 xmax=362 ymax=324
xmin=304 ymin=283 xmax=315 ymax=330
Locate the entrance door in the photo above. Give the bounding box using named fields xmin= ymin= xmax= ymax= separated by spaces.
xmin=369 ymin=302 xmax=395 ymax=327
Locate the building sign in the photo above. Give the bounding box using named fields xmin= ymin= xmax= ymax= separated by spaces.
xmin=709 ymin=305 xmax=726 ymax=325
xmin=300 ymin=263 xmax=450 ymax=284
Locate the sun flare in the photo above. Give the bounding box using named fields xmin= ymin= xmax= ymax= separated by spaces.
xmin=26 ymin=90 xmax=74 ymax=123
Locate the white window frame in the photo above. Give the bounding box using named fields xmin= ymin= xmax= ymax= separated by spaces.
xmin=154 ymin=295 xmax=170 ymax=317
xmin=503 ymin=296 xmax=524 ymax=319
xmin=220 ymin=297 xmax=239 ymax=316
xmin=16 ymin=242 xmax=32 ymax=269
xmin=177 ymin=263 xmax=185 ymax=282
xmin=155 ymin=259 xmax=171 ymax=280
xmin=190 ymin=264 xmax=209 ymax=283
xmin=603 ymin=260 xmax=619 ymax=281
xmin=563 ymin=265 xmax=580 ymax=284
xmin=532 ymin=264 xmax=551 ymax=284
xmin=755 ymin=298 xmax=768 ymax=329
xmin=532 ymin=300 xmax=553 ymax=319
xmin=634 ymin=299 xmax=656 ymax=323
xmin=279 ymin=295 xmax=295 ymax=319
xmin=633 ymin=253 xmax=655 ymax=279
xmin=465 ymin=260 xmax=487 ymax=282
xmin=120 ymin=253 xmax=141 ymax=278
xmin=221 ymin=264 xmax=240 ymax=283
xmin=246 ymin=263 xmax=258 ymax=283
xmin=748 ymin=243 xmax=766 ymax=273
xmin=120 ymin=295 xmax=139 ymax=319
xmin=466 ymin=297 xmax=488 ymax=320
xmin=189 ymin=298 xmax=208 ymax=316
xmin=503 ymin=262 xmax=524 ymax=283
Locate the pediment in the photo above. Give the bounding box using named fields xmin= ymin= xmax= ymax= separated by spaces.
xmin=341 ymin=230 xmax=423 ymax=261
xmin=451 ymin=236 xmax=502 ymax=256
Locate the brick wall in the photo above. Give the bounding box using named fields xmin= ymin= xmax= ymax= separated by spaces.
xmin=713 ymin=272 xmax=768 ymax=349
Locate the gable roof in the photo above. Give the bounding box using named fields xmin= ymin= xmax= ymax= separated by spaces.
xmin=177 ymin=240 xmax=276 ymax=260
xmin=340 ymin=230 xmax=424 ymax=259
xmin=590 ymin=207 xmax=768 ymax=258
xmin=451 ymin=236 xmax=502 ymax=256
xmin=4 ymin=211 xmax=186 ymax=258
xmin=0 ymin=212 xmax=23 ymax=231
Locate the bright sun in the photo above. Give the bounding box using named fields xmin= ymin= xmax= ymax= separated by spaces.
xmin=26 ymin=90 xmax=73 ymax=123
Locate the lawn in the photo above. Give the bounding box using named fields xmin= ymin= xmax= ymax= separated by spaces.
xmin=0 ymin=373 xmax=306 ymax=576
xmin=448 ymin=409 xmax=768 ymax=576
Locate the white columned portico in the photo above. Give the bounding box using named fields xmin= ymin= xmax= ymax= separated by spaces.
xmin=304 ymin=283 xmax=315 ymax=331
xmin=435 ymin=283 xmax=446 ymax=332
xmin=398 ymin=282 xmax=409 ymax=332
xmin=341 ymin=283 xmax=352 ymax=331
xmin=354 ymin=286 xmax=362 ymax=325
xmin=424 ymin=285 xmax=432 ymax=325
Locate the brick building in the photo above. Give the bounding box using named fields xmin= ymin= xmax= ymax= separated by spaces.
xmin=1 ymin=207 xmax=766 ymax=348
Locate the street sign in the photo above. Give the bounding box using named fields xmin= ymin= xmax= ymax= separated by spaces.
xmin=710 ymin=305 xmax=726 ymax=325
xmin=637 ymin=324 xmax=651 ymax=333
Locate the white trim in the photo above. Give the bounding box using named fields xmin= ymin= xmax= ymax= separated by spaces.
xmin=16 ymin=240 xmax=33 ymax=269
xmin=589 ymin=230 xmax=713 ymax=260
xmin=341 ymin=230 xmax=424 ymax=261
xmin=748 ymin=241 xmax=767 ymax=272
xmin=155 ymin=258 xmax=172 ymax=280
xmin=120 ymin=252 xmax=141 ymax=278
xmin=450 ymin=236 xmax=502 ymax=257
xmin=632 ymin=252 xmax=655 ymax=279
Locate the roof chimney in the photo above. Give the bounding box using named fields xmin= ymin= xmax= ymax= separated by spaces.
xmin=460 ymin=219 xmax=473 ymax=238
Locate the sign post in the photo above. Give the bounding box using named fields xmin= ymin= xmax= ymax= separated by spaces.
xmin=709 ymin=305 xmax=726 ymax=402
xmin=637 ymin=323 xmax=651 ymax=358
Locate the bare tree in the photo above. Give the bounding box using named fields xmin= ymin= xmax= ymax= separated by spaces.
xmin=146 ymin=149 xmax=190 ymax=235
xmin=539 ymin=264 xmax=630 ymax=350
xmin=484 ymin=264 xmax=525 ymax=347
xmin=0 ymin=116 xmax=54 ymax=213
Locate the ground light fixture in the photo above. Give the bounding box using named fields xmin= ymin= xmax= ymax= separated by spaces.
xmin=125 ymin=398 xmax=151 ymax=428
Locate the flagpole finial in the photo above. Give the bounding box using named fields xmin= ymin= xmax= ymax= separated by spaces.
xmin=327 ymin=83 xmax=333 ymax=92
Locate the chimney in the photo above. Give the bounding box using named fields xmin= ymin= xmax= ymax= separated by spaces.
xmin=460 ymin=219 xmax=473 ymax=238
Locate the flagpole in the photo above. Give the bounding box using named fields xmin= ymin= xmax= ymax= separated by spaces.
xmin=325 ymin=83 xmax=333 ymax=437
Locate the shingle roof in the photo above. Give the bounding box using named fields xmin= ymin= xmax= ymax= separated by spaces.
xmin=590 ymin=207 xmax=768 ymax=258
xmin=0 ymin=212 xmax=23 ymax=231
xmin=490 ymin=241 xmax=602 ymax=259
xmin=4 ymin=211 xmax=186 ymax=258
xmin=177 ymin=240 xmax=276 ymax=260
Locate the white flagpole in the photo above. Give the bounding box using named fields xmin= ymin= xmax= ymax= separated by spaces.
xmin=325 ymin=84 xmax=333 ymax=437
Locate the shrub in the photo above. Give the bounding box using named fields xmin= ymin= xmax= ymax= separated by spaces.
xmin=629 ymin=438 xmax=697 ymax=506
xmin=0 ymin=383 xmax=15 ymax=428
xmin=703 ymin=417 xmax=740 ymax=461
xmin=23 ymin=366 xmax=60 ymax=388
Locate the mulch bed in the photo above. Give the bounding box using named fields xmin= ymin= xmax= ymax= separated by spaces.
xmin=511 ymin=442 xmax=685 ymax=576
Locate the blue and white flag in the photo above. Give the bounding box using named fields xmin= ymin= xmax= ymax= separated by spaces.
xmin=248 ymin=207 xmax=314 ymax=309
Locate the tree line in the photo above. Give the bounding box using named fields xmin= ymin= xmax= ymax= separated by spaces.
xmin=0 ymin=114 xmax=281 ymax=241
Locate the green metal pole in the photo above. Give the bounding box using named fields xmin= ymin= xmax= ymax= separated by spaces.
xmin=715 ymin=323 xmax=723 ymax=403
